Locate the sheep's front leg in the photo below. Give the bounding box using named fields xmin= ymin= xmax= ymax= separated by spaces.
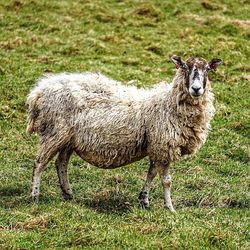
xmin=55 ymin=148 xmax=73 ymax=200
xmin=156 ymin=163 xmax=175 ymax=212
xmin=139 ymin=160 xmax=157 ymax=209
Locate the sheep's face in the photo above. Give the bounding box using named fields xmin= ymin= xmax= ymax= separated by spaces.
xmin=171 ymin=55 xmax=222 ymax=99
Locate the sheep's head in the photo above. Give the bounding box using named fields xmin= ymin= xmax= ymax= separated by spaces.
xmin=171 ymin=55 xmax=222 ymax=98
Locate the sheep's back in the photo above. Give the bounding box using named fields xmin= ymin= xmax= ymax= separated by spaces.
xmin=28 ymin=72 xmax=149 ymax=167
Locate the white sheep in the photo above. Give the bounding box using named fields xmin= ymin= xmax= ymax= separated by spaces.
xmin=27 ymin=55 xmax=222 ymax=211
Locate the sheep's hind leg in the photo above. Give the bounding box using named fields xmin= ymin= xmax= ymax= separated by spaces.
xmin=139 ymin=160 xmax=157 ymax=209
xmin=55 ymin=147 xmax=73 ymax=200
xmin=156 ymin=163 xmax=175 ymax=212
xmin=30 ymin=143 xmax=59 ymax=202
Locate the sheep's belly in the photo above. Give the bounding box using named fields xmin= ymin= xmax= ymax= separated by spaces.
xmin=74 ymin=148 xmax=147 ymax=169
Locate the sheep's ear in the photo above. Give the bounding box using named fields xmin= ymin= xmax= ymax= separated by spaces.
xmin=208 ymin=59 xmax=222 ymax=71
xmin=171 ymin=55 xmax=187 ymax=69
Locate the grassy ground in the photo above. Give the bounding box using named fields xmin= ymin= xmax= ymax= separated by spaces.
xmin=0 ymin=0 xmax=249 ymax=249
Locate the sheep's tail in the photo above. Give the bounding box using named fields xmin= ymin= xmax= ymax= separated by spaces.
xmin=26 ymin=88 xmax=42 ymax=135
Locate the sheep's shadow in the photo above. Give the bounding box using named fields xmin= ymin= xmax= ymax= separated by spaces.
xmin=0 ymin=185 xmax=29 ymax=208
xmin=0 ymin=184 xmax=135 ymax=213
xmin=0 ymin=185 xmax=54 ymax=208
xmin=77 ymin=190 xmax=134 ymax=215
xmin=0 ymin=186 xmax=25 ymax=197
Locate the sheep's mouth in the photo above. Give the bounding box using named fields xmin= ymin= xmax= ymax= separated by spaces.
xmin=189 ymin=89 xmax=204 ymax=98
xmin=190 ymin=93 xmax=203 ymax=98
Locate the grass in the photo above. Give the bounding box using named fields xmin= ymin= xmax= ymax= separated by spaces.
xmin=0 ymin=0 xmax=249 ymax=249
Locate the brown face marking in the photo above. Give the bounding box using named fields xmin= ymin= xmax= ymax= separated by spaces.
xmin=186 ymin=57 xmax=207 ymax=69
xmin=184 ymin=57 xmax=209 ymax=90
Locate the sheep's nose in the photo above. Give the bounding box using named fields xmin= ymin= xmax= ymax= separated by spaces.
xmin=192 ymin=86 xmax=201 ymax=93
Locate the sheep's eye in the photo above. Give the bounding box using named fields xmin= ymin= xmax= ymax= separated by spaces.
xmin=185 ymin=70 xmax=191 ymax=77
xmin=205 ymin=65 xmax=210 ymax=72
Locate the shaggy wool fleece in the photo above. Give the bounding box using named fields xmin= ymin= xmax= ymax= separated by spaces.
xmin=27 ymin=70 xmax=215 ymax=168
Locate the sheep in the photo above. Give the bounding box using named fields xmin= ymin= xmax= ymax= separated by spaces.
xmin=26 ymin=55 xmax=222 ymax=211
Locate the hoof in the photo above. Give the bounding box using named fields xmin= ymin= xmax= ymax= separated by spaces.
xmin=138 ymin=191 xmax=150 ymax=209
xmin=139 ymin=202 xmax=150 ymax=210
xmin=165 ymin=205 xmax=176 ymax=213
xmin=63 ymin=193 xmax=73 ymax=200
xmin=29 ymin=194 xmax=39 ymax=203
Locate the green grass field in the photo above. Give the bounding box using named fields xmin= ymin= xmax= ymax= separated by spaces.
xmin=0 ymin=0 xmax=249 ymax=249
